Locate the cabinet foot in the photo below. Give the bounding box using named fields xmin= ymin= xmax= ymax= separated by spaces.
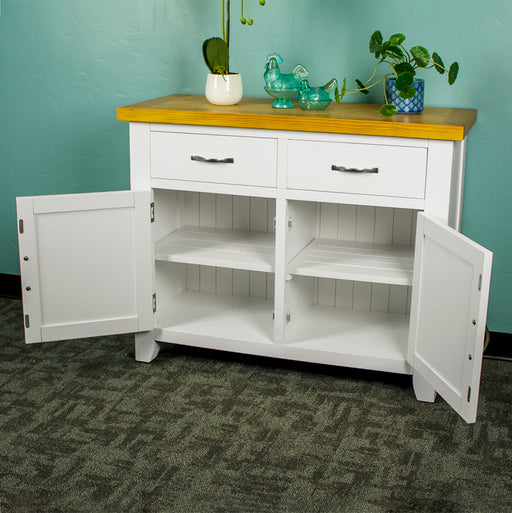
xmin=135 ymin=331 xmax=161 ymax=363
xmin=413 ymin=371 xmax=437 ymax=403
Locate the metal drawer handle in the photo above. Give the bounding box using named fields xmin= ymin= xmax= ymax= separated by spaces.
xmin=191 ymin=155 xmax=234 ymax=164
xmin=331 ymin=165 xmax=379 ymax=174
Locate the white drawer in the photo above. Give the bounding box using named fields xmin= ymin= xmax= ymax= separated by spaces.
xmin=150 ymin=131 xmax=278 ymax=187
xmin=287 ymin=140 xmax=427 ymax=198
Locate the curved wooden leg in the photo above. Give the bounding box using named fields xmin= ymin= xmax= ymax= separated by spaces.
xmin=413 ymin=371 xmax=437 ymax=403
xmin=135 ymin=331 xmax=161 ymax=363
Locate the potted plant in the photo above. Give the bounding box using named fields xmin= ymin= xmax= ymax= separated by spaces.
xmin=203 ymin=0 xmax=267 ymax=105
xmin=336 ymin=31 xmax=459 ymax=116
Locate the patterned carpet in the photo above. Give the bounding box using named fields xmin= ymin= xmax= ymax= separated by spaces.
xmin=0 ymin=296 xmax=511 ymax=513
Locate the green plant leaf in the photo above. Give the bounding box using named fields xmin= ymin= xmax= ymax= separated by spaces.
xmin=369 ymin=30 xmax=383 ymax=55
xmin=389 ymin=33 xmax=405 ymax=46
xmin=334 ymin=78 xmax=347 ymax=103
xmin=399 ymin=85 xmax=418 ymax=99
xmin=380 ymin=104 xmax=397 ymax=116
xmin=432 ymin=52 xmax=445 ymax=75
xmin=379 ymin=41 xmax=390 ymax=59
xmin=394 ymin=62 xmax=415 ymax=77
xmin=448 ymin=62 xmax=459 ymax=85
xmin=384 ymin=45 xmax=404 ymax=60
xmin=203 ymin=37 xmax=229 ymax=74
xmin=411 ymin=46 xmax=430 ymax=68
xmin=355 ymin=79 xmax=370 ymax=94
xmin=395 ymin=71 xmax=414 ymax=91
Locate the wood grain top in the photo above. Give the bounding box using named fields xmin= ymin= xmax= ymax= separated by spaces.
xmin=117 ymin=94 xmax=476 ymax=141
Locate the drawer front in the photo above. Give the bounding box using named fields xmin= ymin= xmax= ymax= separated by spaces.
xmin=287 ymin=140 xmax=427 ymax=198
xmin=151 ymin=132 xmax=278 ymax=187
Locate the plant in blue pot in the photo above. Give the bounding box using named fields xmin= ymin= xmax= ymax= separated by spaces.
xmin=203 ymin=0 xmax=267 ymax=105
xmin=337 ymin=31 xmax=459 ymax=116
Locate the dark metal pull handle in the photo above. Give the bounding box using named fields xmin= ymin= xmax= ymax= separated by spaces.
xmin=331 ymin=165 xmax=379 ymax=174
xmin=191 ymin=155 xmax=234 ymax=164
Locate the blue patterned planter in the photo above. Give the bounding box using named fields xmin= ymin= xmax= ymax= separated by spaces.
xmin=385 ymin=77 xmax=425 ymax=114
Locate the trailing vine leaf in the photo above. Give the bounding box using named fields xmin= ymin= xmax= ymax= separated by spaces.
xmin=341 ymin=77 xmax=347 ymax=98
xmin=399 ymin=85 xmax=418 ymax=99
xmin=384 ymin=46 xmax=404 ymax=60
xmin=389 ymin=33 xmax=405 ymax=46
xmin=355 ymin=79 xmax=370 ymax=94
xmin=411 ymin=46 xmax=430 ymax=68
xmin=369 ymin=30 xmax=383 ymax=55
xmin=394 ymin=62 xmax=415 ymax=76
xmin=448 ymin=62 xmax=459 ymax=85
xmin=379 ymin=42 xmax=390 ymax=60
xmin=395 ymin=71 xmax=414 ymax=91
xmin=380 ymin=104 xmax=397 ymax=116
xmin=432 ymin=52 xmax=445 ymax=75
xmin=334 ymin=78 xmax=347 ymax=104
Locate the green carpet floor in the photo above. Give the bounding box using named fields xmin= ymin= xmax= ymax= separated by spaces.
xmin=0 ymin=297 xmax=511 ymax=513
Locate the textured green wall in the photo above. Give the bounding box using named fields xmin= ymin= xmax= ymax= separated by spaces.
xmin=1 ymin=0 xmax=511 ymax=332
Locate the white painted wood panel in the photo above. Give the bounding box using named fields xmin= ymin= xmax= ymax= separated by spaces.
xmin=155 ymin=290 xmax=274 ymax=344
xmin=150 ymin=131 xmax=278 ymax=187
xmin=285 ymin=304 xmax=411 ymax=374
xmin=287 ymin=140 xmax=427 ymax=198
xmin=408 ymin=213 xmax=493 ymax=423
xmin=17 ymin=191 xmax=153 ymax=343
xmin=287 ymin=239 xmax=414 ymax=286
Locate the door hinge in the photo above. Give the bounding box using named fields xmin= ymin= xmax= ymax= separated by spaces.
xmin=152 ymin=293 xmax=157 ymax=313
xmin=272 ymin=217 xmax=293 ymax=230
xmin=24 ymin=314 xmax=30 ymax=328
xmin=478 ymin=274 xmax=482 ymax=291
xmin=467 ymin=386 xmax=472 ymax=402
xmin=18 ymin=219 xmax=24 ymax=234
xmin=272 ymin=311 xmax=291 ymax=323
xmin=150 ymin=202 xmax=155 ymax=223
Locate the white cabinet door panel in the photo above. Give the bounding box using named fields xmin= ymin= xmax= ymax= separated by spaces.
xmin=17 ymin=190 xmax=153 ymax=343
xmin=408 ymin=213 xmax=492 ymax=423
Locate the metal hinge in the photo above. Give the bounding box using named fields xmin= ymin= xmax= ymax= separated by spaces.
xmin=152 ymin=293 xmax=157 ymax=313
xmin=25 ymin=314 xmax=30 ymax=328
xmin=150 ymin=202 xmax=155 ymax=223
xmin=467 ymin=386 xmax=472 ymax=402
xmin=272 ymin=311 xmax=291 ymax=323
xmin=18 ymin=219 xmax=24 ymax=234
xmin=478 ymin=274 xmax=482 ymax=291
xmin=272 ymin=217 xmax=293 ymax=230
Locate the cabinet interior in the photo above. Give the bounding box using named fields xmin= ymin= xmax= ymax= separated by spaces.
xmin=151 ymin=188 xmax=418 ymax=365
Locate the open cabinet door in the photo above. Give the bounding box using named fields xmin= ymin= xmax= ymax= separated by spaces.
xmin=408 ymin=213 xmax=492 ymax=423
xmin=16 ymin=190 xmax=154 ymax=344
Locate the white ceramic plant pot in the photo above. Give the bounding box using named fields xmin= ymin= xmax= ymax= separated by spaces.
xmin=205 ymin=73 xmax=243 ymax=105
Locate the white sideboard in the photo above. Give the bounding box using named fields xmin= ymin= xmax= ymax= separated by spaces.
xmin=16 ymin=96 xmax=492 ymax=423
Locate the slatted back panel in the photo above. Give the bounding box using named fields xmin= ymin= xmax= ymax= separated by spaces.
xmin=315 ymin=204 xmax=417 ymax=314
xmin=181 ymin=192 xmax=276 ymax=300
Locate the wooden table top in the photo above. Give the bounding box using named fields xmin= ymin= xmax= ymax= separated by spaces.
xmin=117 ymin=94 xmax=476 ymax=141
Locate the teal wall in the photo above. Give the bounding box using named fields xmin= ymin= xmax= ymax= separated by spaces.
xmin=1 ymin=0 xmax=511 ymax=332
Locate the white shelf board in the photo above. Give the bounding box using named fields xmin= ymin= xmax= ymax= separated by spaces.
xmin=155 ymin=290 xmax=274 ymax=345
xmin=153 ymin=291 xmax=410 ymax=375
xmin=155 ymin=226 xmax=275 ymax=272
xmin=287 ymin=238 xmax=414 ymax=286
xmin=285 ymin=304 xmax=411 ymax=374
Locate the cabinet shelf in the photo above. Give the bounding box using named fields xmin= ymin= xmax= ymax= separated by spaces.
xmin=287 ymin=238 xmax=414 ymax=286
xmin=155 ymin=226 xmax=275 ymax=272
xmin=285 ymin=304 xmax=410 ymax=374
xmin=155 ymin=290 xmax=274 ymax=345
